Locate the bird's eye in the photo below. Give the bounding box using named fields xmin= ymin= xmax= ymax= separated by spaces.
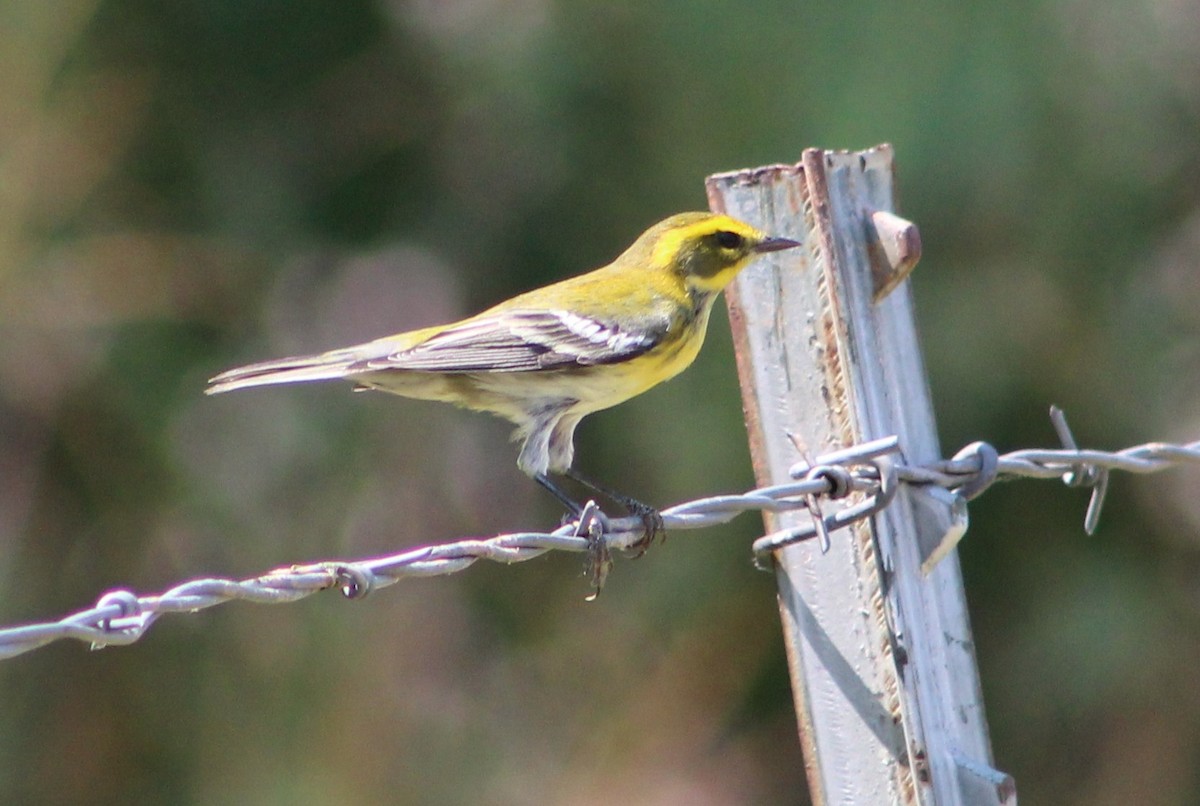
xmin=715 ymin=230 xmax=743 ymax=249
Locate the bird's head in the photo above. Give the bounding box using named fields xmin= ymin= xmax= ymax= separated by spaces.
xmin=639 ymin=212 xmax=800 ymax=294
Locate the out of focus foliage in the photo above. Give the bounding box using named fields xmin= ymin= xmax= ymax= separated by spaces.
xmin=2 ymin=2 xmax=1199 ymax=804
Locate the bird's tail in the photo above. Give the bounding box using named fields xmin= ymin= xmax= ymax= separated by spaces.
xmin=206 ymin=349 xmax=362 ymax=395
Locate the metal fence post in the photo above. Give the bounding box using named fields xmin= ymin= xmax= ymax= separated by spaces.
xmin=707 ymin=146 xmax=1016 ymax=806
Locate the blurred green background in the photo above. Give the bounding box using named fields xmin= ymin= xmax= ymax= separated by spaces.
xmin=2 ymin=1 xmax=1199 ymax=804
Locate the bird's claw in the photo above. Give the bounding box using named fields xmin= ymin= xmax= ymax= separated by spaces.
xmin=552 ymin=473 xmax=666 ymax=595
xmin=625 ymin=503 xmax=665 ymax=558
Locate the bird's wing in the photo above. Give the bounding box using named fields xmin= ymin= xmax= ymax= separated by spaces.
xmin=357 ymin=310 xmax=667 ymax=373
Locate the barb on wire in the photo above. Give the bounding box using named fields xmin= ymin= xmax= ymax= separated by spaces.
xmin=2 ymin=408 xmax=1198 ymax=661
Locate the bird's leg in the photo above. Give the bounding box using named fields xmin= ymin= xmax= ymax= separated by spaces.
xmin=535 ymin=473 xmax=611 ymax=594
xmin=564 ymin=468 xmax=664 ymax=557
xmin=534 ymin=472 xmax=584 ymax=518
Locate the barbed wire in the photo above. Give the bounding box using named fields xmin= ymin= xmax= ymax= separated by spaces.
xmin=2 ymin=408 xmax=1198 ymax=661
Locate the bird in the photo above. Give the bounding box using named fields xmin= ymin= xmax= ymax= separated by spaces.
xmin=207 ymin=211 xmax=799 ymax=543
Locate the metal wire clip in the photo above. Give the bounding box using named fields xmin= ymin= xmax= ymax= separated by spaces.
xmin=752 ymin=436 xmax=902 ymax=567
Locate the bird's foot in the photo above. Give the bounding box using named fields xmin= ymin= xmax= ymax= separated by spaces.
xmin=613 ymin=494 xmax=665 ymax=558
xmin=537 ymin=470 xmax=666 ymax=593
xmin=561 ymin=468 xmax=666 ymax=557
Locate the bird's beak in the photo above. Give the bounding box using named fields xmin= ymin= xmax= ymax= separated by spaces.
xmin=754 ymin=235 xmax=802 ymax=254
